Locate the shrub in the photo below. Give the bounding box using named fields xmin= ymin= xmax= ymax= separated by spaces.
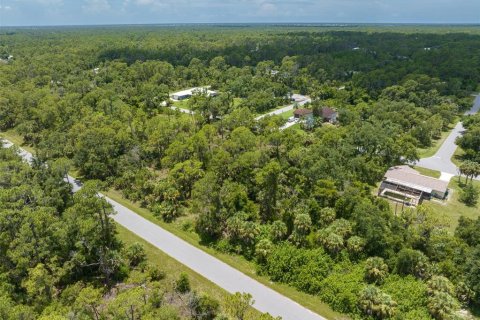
xmin=124 ymin=242 xmax=147 ymax=267
xmin=262 ymin=244 xmax=333 ymax=294
xmin=459 ymin=183 xmax=479 ymax=207
xmin=319 ymin=264 xmax=364 ymax=314
xmin=175 ymin=273 xmax=191 ymax=294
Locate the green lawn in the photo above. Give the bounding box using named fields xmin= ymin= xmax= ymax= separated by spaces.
xmin=423 ymin=178 xmax=480 ymax=232
xmin=105 ymin=189 xmax=346 ymax=320
xmin=412 ymin=166 xmax=441 ymax=178
xmin=172 ymin=99 xmax=191 ymax=110
xmin=417 ymin=122 xmax=457 ymax=158
xmin=451 ymin=146 xmax=466 ymax=167
xmin=280 ymin=109 xmax=294 ymax=119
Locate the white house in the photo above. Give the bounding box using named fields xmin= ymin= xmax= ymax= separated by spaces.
xmin=170 ymin=87 xmax=218 ymax=101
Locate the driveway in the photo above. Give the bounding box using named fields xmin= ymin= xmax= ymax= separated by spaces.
xmin=415 ymin=94 xmax=480 ymax=178
xmin=1 ymin=138 xmax=326 ymax=320
xmin=169 ymin=106 xmax=194 ymax=115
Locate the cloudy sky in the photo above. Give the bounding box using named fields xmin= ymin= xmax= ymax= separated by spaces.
xmin=0 ymin=0 xmax=479 ymax=26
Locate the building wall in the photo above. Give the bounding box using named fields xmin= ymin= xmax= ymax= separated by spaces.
xmin=432 ymin=189 xmax=447 ymax=199
xmin=173 ymin=94 xmax=191 ymax=100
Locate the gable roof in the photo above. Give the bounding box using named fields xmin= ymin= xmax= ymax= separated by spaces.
xmin=321 ymin=107 xmax=337 ymax=118
xmin=383 ymin=165 xmax=449 ymax=193
xmin=293 ymin=108 xmax=313 ymax=116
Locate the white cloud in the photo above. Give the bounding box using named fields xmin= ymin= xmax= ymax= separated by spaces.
xmin=35 ymin=0 xmax=63 ymax=5
xmin=0 ymin=5 xmax=12 ymax=10
xmin=82 ymin=0 xmax=111 ymax=13
xmin=135 ymin=0 xmax=156 ymax=5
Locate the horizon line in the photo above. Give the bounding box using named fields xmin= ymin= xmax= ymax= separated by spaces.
xmin=2 ymin=22 xmax=480 ymax=28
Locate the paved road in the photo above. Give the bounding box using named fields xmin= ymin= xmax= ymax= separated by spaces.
xmin=416 ymin=122 xmax=464 ymax=175
xmin=416 ymin=94 xmax=480 ymax=177
xmin=255 ymin=95 xmax=311 ymax=121
xmin=169 ymin=95 xmax=311 ymax=131
xmin=1 ymin=138 xmax=326 ymax=320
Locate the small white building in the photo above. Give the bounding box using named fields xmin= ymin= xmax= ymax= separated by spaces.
xmin=170 ymin=87 xmax=218 ymax=101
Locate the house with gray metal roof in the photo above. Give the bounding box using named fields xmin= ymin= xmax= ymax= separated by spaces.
xmin=379 ymin=165 xmax=449 ymax=206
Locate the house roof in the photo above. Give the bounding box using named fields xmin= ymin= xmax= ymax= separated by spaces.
xmin=293 ymin=108 xmax=313 ymax=116
xmin=170 ymin=87 xmax=217 ymax=99
xmin=383 ymin=165 xmax=449 ymax=193
xmin=321 ymin=107 xmax=337 ymax=118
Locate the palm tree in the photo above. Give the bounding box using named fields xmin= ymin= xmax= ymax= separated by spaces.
xmin=323 ymin=232 xmax=344 ymax=254
xmin=358 ymin=285 xmax=397 ymax=319
xmin=459 ymin=160 xmax=480 ymax=184
xmin=347 ymin=236 xmax=365 ymax=257
xmin=270 ymin=220 xmax=287 ymax=242
xmin=427 ymin=276 xmax=454 ymax=296
xmin=365 ymin=257 xmax=389 ymax=284
xmin=427 ymin=291 xmax=459 ymax=320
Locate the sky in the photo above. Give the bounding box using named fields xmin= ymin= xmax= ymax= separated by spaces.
xmin=0 ymin=0 xmax=479 ymax=26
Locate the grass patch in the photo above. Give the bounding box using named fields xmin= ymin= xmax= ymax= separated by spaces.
xmin=285 ymin=123 xmax=303 ymax=131
xmin=105 ymin=189 xmax=346 ymax=320
xmin=417 ymin=121 xmax=457 ymax=158
xmin=172 ymin=99 xmax=191 ymax=110
xmin=280 ymin=109 xmax=294 ymax=119
xmin=412 ymin=166 xmax=441 ymax=178
xmin=423 ymin=178 xmax=480 ymax=232
xmin=451 ymin=146 xmax=466 ymax=167
xmin=0 ymin=129 xmax=35 ymax=153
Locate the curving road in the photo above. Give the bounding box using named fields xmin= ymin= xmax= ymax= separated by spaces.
xmin=1 ymin=138 xmax=326 ymax=320
xmin=255 ymin=95 xmax=311 ymax=121
xmin=416 ymin=94 xmax=480 ymax=179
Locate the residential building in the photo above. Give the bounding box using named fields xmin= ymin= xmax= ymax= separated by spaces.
xmin=321 ymin=107 xmax=338 ymax=123
xmin=293 ymin=108 xmax=313 ymax=120
xmin=378 ymin=165 xmax=449 ymax=206
xmin=170 ymin=87 xmax=218 ymax=101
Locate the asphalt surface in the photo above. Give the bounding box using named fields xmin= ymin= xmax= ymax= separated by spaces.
xmin=416 ymin=122 xmax=464 ymax=175
xmin=109 ymin=198 xmax=325 ymax=320
xmin=255 ymin=95 xmax=311 ymax=121
xmin=1 ymin=138 xmax=326 ymax=320
xmin=416 ymin=94 xmax=480 ymax=177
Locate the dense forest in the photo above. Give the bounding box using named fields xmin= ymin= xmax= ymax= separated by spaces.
xmin=0 ymin=141 xmax=281 ymax=319
xmin=1 ymin=25 xmax=480 ymax=319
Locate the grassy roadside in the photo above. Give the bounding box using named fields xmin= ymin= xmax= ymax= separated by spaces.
xmin=423 ymin=178 xmax=480 ymax=232
xmin=0 ymin=133 xmax=263 ymax=318
xmin=417 ymin=122 xmax=457 ymax=158
xmin=105 ymin=189 xmax=346 ymax=320
xmin=116 ymin=225 xmax=262 ymax=319
xmin=451 ymin=146 xmax=466 ymax=167
xmin=412 ymin=166 xmax=441 ymax=178
xmin=3 ymin=131 xmax=343 ymax=320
